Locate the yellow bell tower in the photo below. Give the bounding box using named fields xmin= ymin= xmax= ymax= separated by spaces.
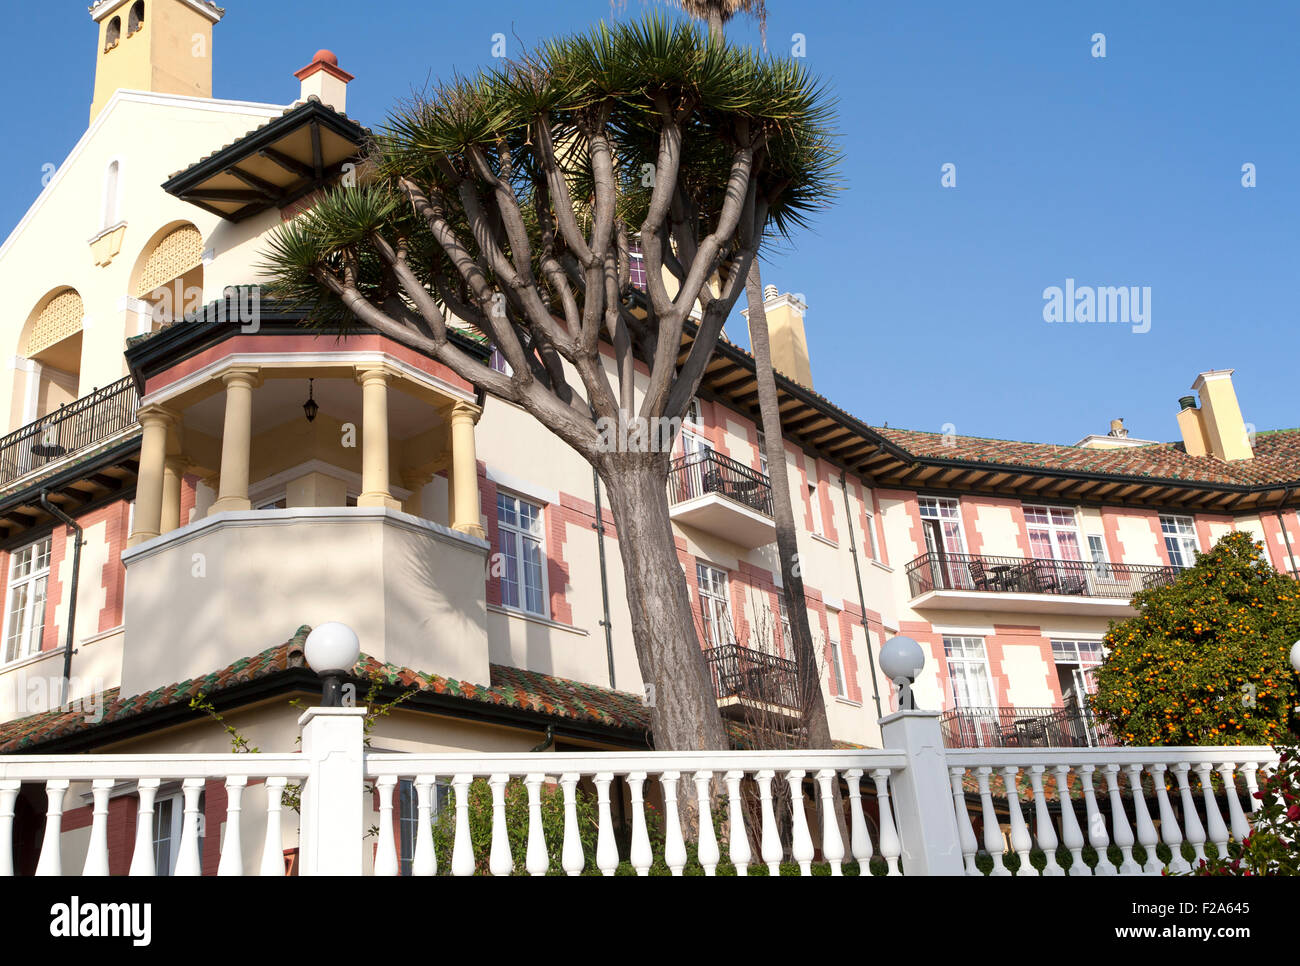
xmin=89 ymin=0 xmax=225 ymax=124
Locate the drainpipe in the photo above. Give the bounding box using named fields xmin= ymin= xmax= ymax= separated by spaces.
xmin=1277 ymin=486 xmax=1297 ymax=576
xmin=840 ymin=472 xmax=884 ymax=720
xmin=593 ymin=467 xmax=616 ymax=689
xmin=39 ymin=490 xmax=82 ymax=708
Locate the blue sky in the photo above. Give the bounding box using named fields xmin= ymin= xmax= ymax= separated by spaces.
xmin=7 ymin=1 xmax=1298 ymax=445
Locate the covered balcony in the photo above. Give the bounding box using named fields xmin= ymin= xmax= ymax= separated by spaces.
xmin=904 ymin=552 xmax=1181 ymax=616
xmin=667 ymin=450 xmax=775 ymax=549
xmin=703 ymin=642 xmax=800 ymax=719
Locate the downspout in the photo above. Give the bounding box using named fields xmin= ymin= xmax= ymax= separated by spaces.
xmin=840 ymin=472 xmax=884 ymax=720
xmin=39 ymin=490 xmax=82 ymax=708
xmin=1277 ymin=486 xmax=1297 ymax=575
xmin=593 ymin=467 xmax=616 ymax=689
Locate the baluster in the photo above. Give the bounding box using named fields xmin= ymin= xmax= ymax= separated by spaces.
xmin=948 ymin=767 xmax=979 ymax=875
xmin=627 ymin=772 xmax=652 ymax=876
xmin=786 ymin=770 xmax=814 ymax=876
xmin=846 ymin=769 xmax=877 ymax=875
xmin=260 ymin=778 xmax=286 ymax=877
xmin=1125 ymin=764 xmax=1159 ymax=875
xmin=130 ymin=779 xmax=160 ymax=876
xmin=216 ymin=776 xmax=246 ymax=876
xmin=660 ymin=771 xmax=687 ymax=876
xmin=412 ymin=777 xmax=436 ymax=876
xmin=523 ymin=774 xmax=549 ymax=876
xmin=35 ymin=779 xmax=69 ymax=876
xmin=1195 ymin=763 xmax=1229 ymax=863
xmin=1077 ymin=766 xmax=1111 ymax=875
xmin=1027 ymin=766 xmax=1061 ymax=876
xmin=1000 ymin=766 xmax=1033 ymax=875
xmin=450 ymin=774 xmax=474 ymax=876
xmin=373 ymin=775 xmax=399 ymax=877
xmin=1173 ymin=763 xmax=1207 ymax=867
xmin=1150 ymin=763 xmax=1189 ymax=874
xmin=815 ymin=769 xmax=846 ymax=876
xmin=1054 ymin=765 xmax=1087 ymax=876
xmin=1217 ymin=762 xmax=1250 ymax=844
xmin=1242 ymin=761 xmax=1262 ymax=813
xmin=174 ymin=777 xmax=205 ymax=876
xmin=975 ymin=767 xmax=1007 ymax=876
xmin=755 ymin=769 xmax=782 ymax=874
xmin=0 ymin=780 xmax=20 ymax=876
xmin=693 ymin=771 xmax=720 ymax=876
xmin=488 ymin=773 xmax=513 ymax=876
xmin=871 ymin=768 xmax=902 ymax=876
xmin=1103 ymin=765 xmax=1139 ymax=874
xmin=82 ymin=779 xmax=114 ymax=876
xmin=724 ymin=770 xmax=751 ymax=876
xmin=560 ymin=773 xmax=584 ymax=876
xmin=594 ymin=772 xmax=619 ymax=876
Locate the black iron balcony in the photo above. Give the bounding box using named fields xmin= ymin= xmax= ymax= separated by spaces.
xmin=669 ymin=450 xmax=773 ymax=516
xmin=0 ymin=377 xmax=140 ymax=488
xmin=939 ymin=705 xmax=1115 ymax=748
xmin=703 ymin=643 xmax=800 ymax=714
xmin=906 ymin=552 xmax=1181 ymax=601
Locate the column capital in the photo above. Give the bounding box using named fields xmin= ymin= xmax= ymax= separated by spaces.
xmin=451 ymin=400 xmax=482 ymax=424
xmin=164 ymin=456 xmax=189 ymax=474
xmin=137 ymin=404 xmax=179 ymax=429
xmin=354 ymin=364 xmax=397 ymax=386
xmin=221 ymin=367 xmax=262 ymax=390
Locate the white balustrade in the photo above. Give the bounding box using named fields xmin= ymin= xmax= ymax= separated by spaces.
xmin=944 ymin=748 xmax=1277 ymax=877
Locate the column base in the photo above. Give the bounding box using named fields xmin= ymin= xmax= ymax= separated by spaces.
xmin=127 ymin=530 xmax=160 ymax=548
xmin=211 ymin=497 xmax=252 ymax=513
xmin=358 ymin=493 xmax=402 ymax=510
xmin=453 ymin=523 xmax=486 ymax=539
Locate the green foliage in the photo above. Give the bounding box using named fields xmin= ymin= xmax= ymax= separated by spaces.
xmin=1194 ymin=745 xmax=1300 ymax=875
xmin=1092 ymin=532 xmax=1300 ymax=746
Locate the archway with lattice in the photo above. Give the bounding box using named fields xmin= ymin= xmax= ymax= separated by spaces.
xmin=16 ymin=287 xmax=85 ymax=425
xmin=132 ymin=222 xmax=205 ymax=329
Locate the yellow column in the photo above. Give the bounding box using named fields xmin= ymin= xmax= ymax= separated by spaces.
xmin=450 ymin=401 xmax=485 ymax=538
xmin=129 ymin=406 xmax=176 ymax=547
xmin=212 ymin=369 xmax=259 ymax=513
xmin=160 ymin=457 xmax=187 ymax=533
xmin=357 ymin=367 xmax=400 ymax=509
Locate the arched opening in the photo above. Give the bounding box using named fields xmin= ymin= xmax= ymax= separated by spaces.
xmin=131 ymin=222 xmax=205 ymax=330
xmin=102 ymin=160 xmax=120 ymax=230
xmin=128 ymin=1 xmax=145 ymax=37
xmin=15 ymin=288 xmax=84 ymax=429
xmin=105 ymin=16 xmax=121 ymax=51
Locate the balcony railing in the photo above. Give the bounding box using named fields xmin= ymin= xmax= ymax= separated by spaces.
xmin=0 ymin=377 xmax=140 ymax=488
xmin=668 ymin=451 xmax=773 ymax=517
xmin=703 ymin=642 xmax=800 ymax=711
xmin=939 ymin=705 xmax=1114 ymax=749
xmin=905 ymin=552 xmax=1181 ymax=601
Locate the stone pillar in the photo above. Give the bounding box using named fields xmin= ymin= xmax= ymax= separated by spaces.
xmin=879 ymin=710 xmax=967 ymax=876
xmin=297 ymin=707 xmax=366 ymax=876
xmin=211 ymin=369 xmax=259 ymax=513
xmin=450 ymin=401 xmax=485 ymax=538
xmin=160 ymin=457 xmax=187 ymax=533
xmin=129 ymin=405 xmax=176 ymax=546
xmin=357 ymin=368 xmax=399 ymax=509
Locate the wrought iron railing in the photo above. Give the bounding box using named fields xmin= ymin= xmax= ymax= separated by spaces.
xmin=0 ymin=377 xmax=140 ymax=487
xmin=939 ymin=705 xmax=1115 ymax=748
xmin=905 ymin=551 xmax=1181 ymax=600
xmin=703 ymin=643 xmax=800 ymax=711
xmin=668 ymin=450 xmax=773 ymax=517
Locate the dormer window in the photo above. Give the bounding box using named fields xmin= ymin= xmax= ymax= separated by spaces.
xmin=128 ymin=2 xmax=145 ymax=37
xmin=105 ymin=16 xmax=121 ymax=51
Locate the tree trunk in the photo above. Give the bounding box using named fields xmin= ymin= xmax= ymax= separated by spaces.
xmin=599 ymin=453 xmax=729 ymax=753
xmin=744 ymin=260 xmax=834 ymax=751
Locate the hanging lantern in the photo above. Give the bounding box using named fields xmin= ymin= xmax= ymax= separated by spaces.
xmin=303 ymin=379 xmax=319 ymax=423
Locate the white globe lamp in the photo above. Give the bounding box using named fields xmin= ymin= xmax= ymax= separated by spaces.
xmin=879 ymin=635 xmax=926 ymax=711
xmin=304 ymin=622 xmax=361 ymax=707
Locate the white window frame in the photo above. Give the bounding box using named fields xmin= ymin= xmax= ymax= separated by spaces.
xmin=3 ymin=534 xmax=52 ymax=666
xmin=863 ymin=488 xmax=880 ymax=560
xmin=496 ymin=491 xmax=549 ymax=618
xmin=942 ymin=635 xmax=994 ymax=709
xmin=1086 ymin=533 xmax=1111 ymax=578
xmin=1023 ymin=504 xmax=1085 ymax=561
xmin=151 ymin=788 xmax=204 ymax=876
xmin=756 ymin=430 xmax=769 ymax=478
xmin=828 ymin=614 xmax=846 ymax=695
xmin=397 ymin=777 xmax=450 ymax=876
xmin=488 ymin=346 xmax=512 ymax=375
xmin=808 ymin=479 xmax=824 ymax=536
xmin=1160 ymin=514 xmax=1199 ymax=568
xmin=696 ymin=562 xmax=733 ymax=651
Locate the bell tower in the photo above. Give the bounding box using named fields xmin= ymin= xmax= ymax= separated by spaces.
xmin=89 ymin=0 xmax=225 ymax=124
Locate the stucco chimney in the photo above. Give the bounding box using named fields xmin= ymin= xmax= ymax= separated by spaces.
xmin=744 ymin=285 xmax=813 ymax=388
xmin=1176 ymin=395 xmax=1209 ymax=457
xmin=295 ymin=49 xmax=354 ymax=112
xmin=1190 ymin=369 xmax=1253 ymax=461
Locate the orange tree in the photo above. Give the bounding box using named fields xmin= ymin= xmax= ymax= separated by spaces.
xmin=1091 ymin=531 xmax=1300 ymax=745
